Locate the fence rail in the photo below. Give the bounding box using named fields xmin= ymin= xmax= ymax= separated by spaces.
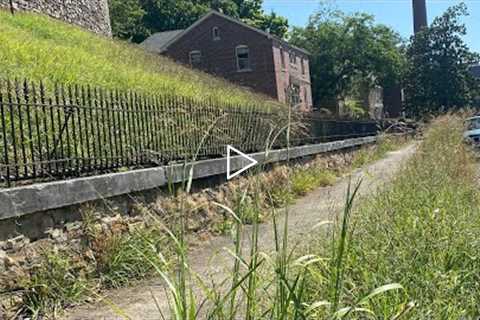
xmin=0 ymin=79 xmax=378 ymax=187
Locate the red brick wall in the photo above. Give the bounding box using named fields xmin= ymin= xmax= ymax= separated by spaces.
xmin=165 ymin=14 xmax=278 ymax=100
xmin=272 ymin=41 xmax=312 ymax=112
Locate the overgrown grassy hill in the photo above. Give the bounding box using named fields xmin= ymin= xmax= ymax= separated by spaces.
xmin=0 ymin=10 xmax=278 ymax=109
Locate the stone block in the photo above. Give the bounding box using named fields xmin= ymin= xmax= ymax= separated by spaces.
xmin=0 ymin=136 xmax=376 ymax=222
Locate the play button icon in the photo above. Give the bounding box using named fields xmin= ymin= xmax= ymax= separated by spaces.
xmin=227 ymin=145 xmax=258 ymax=180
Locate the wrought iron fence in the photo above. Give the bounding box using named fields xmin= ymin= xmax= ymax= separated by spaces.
xmin=0 ymin=79 xmax=377 ymax=187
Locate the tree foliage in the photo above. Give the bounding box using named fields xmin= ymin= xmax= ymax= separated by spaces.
xmin=108 ymin=0 xmax=147 ymax=41
xmin=108 ymin=0 xmax=288 ymax=43
xmin=289 ymin=7 xmax=404 ymax=109
xmin=404 ymin=3 xmax=480 ymax=117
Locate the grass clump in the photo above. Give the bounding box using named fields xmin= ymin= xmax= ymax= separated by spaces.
xmin=15 ymin=214 xmax=172 ymax=318
xmin=291 ymin=168 xmax=336 ymax=196
xmin=305 ymin=115 xmax=480 ymax=319
xmin=19 ymin=251 xmax=91 ymax=318
xmin=0 ymin=10 xmax=279 ymax=109
xmin=94 ymin=227 xmax=171 ymax=289
xmin=351 ymin=135 xmax=402 ymax=168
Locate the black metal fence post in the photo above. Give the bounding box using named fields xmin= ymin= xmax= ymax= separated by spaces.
xmin=9 ymin=0 xmax=14 ymax=15
xmin=0 ymin=77 xmax=378 ymax=188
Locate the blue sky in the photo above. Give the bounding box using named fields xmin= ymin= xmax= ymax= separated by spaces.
xmin=262 ymin=0 xmax=480 ymax=53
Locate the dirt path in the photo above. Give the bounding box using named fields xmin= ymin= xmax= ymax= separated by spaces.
xmin=65 ymin=143 xmax=417 ymax=320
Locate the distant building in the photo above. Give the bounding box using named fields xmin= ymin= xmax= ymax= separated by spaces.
xmin=471 ymin=65 xmax=480 ymax=79
xmin=142 ymin=10 xmax=313 ymax=112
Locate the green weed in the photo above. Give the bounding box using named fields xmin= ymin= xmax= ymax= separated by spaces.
xmin=19 ymin=251 xmax=90 ymax=318
xmin=94 ymin=227 xmax=171 ymax=289
xmin=352 ymin=135 xmax=401 ymax=168
xmin=291 ymin=168 xmax=336 ymax=196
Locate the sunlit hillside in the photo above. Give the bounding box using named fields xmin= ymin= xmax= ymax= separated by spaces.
xmin=0 ymin=10 xmax=279 ymax=109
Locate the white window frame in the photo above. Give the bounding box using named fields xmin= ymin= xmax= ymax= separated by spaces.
xmin=212 ymin=27 xmax=220 ymax=41
xmin=189 ymin=50 xmax=201 ymax=66
xmin=236 ymin=45 xmax=251 ymax=72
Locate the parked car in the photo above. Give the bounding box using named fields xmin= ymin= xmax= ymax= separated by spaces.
xmin=464 ymin=116 xmax=480 ymax=144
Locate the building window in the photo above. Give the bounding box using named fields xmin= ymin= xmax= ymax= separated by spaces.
xmin=236 ymin=45 xmax=250 ymax=71
xmin=301 ymin=59 xmax=305 ymax=75
xmin=289 ymin=52 xmax=296 ymax=65
xmin=280 ymin=48 xmax=285 ymax=69
xmin=189 ymin=50 xmax=201 ymax=66
xmin=304 ymin=88 xmax=308 ymax=105
xmin=212 ymin=27 xmax=220 ymax=40
xmin=289 ymin=84 xmax=300 ymax=106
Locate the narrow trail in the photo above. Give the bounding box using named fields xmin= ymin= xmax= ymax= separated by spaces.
xmin=65 ymin=143 xmax=417 ymax=320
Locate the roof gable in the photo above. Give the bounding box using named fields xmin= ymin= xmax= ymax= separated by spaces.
xmin=141 ymin=29 xmax=184 ymax=54
xmin=150 ymin=10 xmax=309 ymax=55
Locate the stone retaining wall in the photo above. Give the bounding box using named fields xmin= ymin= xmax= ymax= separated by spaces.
xmin=0 ymin=136 xmax=377 ymax=224
xmin=0 ymin=0 xmax=111 ymax=36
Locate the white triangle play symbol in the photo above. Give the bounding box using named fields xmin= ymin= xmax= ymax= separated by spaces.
xmin=227 ymin=145 xmax=258 ymax=180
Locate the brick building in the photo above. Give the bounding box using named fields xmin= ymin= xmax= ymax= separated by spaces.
xmin=142 ymin=10 xmax=313 ymax=111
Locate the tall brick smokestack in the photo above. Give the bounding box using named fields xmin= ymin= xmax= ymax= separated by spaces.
xmin=413 ymin=0 xmax=428 ymax=33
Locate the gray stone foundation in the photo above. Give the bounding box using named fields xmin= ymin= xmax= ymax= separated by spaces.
xmin=0 ymin=0 xmax=111 ymax=36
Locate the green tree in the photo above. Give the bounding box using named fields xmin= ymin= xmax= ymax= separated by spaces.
xmin=404 ymin=3 xmax=480 ymax=117
xmin=289 ymin=8 xmax=405 ymax=110
xmin=252 ymin=12 xmax=288 ymax=39
xmin=108 ymin=0 xmax=288 ymax=43
xmin=108 ymin=0 xmax=147 ymax=41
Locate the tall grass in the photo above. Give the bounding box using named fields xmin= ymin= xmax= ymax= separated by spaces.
xmin=143 ymin=177 xmax=405 ymax=319
xmin=305 ymin=115 xmax=480 ymax=319
xmin=140 ymin=107 xmax=405 ymax=320
xmin=131 ymin=117 xmax=480 ymax=319
xmin=0 ymin=10 xmax=279 ymax=109
xmin=12 ymin=133 xmax=407 ymax=318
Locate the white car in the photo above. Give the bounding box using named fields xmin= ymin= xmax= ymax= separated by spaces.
xmin=464 ymin=116 xmax=480 ymax=144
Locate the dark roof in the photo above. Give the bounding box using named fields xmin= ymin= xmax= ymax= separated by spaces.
xmin=471 ymin=65 xmax=480 ymax=78
xmin=141 ymin=30 xmax=185 ymax=54
xmin=141 ymin=10 xmax=309 ymax=56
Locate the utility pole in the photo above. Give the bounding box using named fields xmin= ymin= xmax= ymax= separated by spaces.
xmin=412 ymin=0 xmax=427 ymax=33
